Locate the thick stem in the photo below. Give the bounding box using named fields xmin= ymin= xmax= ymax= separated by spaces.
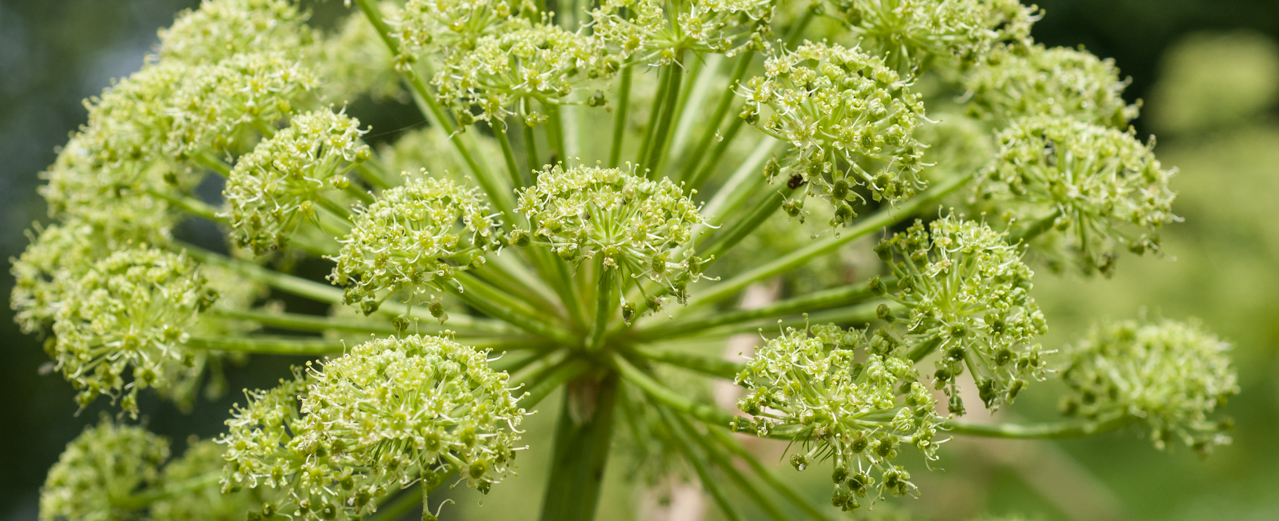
xmin=608 ymin=66 xmax=634 ymax=168
xmin=518 ymin=356 xmax=591 ymax=409
xmin=538 ymin=374 xmax=620 ymax=521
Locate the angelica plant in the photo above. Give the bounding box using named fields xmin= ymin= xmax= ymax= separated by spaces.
xmin=16 ymin=0 xmax=1239 ymax=520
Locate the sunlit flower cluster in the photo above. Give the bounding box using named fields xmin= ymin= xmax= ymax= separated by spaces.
xmin=221 ymin=335 xmax=525 ymax=520
xmin=591 ymin=0 xmax=774 ymax=62
xmin=157 ymin=0 xmax=315 ymax=65
xmin=224 ymin=109 xmax=371 ymax=254
xmin=434 ymin=21 xmax=613 ymax=124
xmin=397 ymin=0 xmax=531 ymax=57
xmin=875 ymin=216 xmax=1048 ymax=413
xmin=735 ymin=324 xmax=940 ymax=511
xmin=330 ymin=175 xmax=503 ymax=316
xmin=517 ymin=164 xmax=707 ymax=306
xmin=739 ymin=42 xmax=926 ymax=227
xmin=1060 ymin=318 xmax=1238 ymax=455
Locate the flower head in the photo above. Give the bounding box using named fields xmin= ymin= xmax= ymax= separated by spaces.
xmin=979 ymin=116 xmax=1176 ymax=275
xmin=740 ymin=42 xmax=927 ymax=227
xmin=225 ymin=109 xmax=370 ymax=254
xmin=41 ymin=418 xmax=170 ymax=521
xmin=157 ymin=0 xmax=315 ymax=65
xmin=590 ymin=0 xmax=773 ymax=62
xmin=965 ymin=44 xmax=1139 ymax=127
xmin=827 ymin=0 xmax=1037 ymax=72
xmin=330 ymin=175 xmax=503 ymax=315
xmin=1060 ymin=318 xmax=1238 ymax=454
xmin=50 ymin=248 xmax=220 ymax=414
xmin=433 ymin=22 xmax=613 ymax=125
xmin=517 ymin=164 xmax=707 ymax=305
xmin=398 ymin=0 xmax=532 ymax=57
xmin=151 ymin=440 xmax=280 ymax=521
xmin=221 ymin=335 xmax=525 ymax=520
xmin=735 ymin=324 xmax=940 ymax=511
xmin=875 ymin=216 xmax=1048 ymax=413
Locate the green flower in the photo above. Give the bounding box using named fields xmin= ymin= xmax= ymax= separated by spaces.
xmin=590 ymin=0 xmax=773 ymax=62
xmin=397 ymin=0 xmax=532 ymax=58
xmin=157 ymin=0 xmax=316 ymax=65
xmin=1060 ymin=318 xmax=1238 ymax=454
xmin=221 ymin=335 xmax=525 ymax=520
xmin=740 ymin=42 xmax=926 ymax=227
xmin=225 ymin=109 xmax=370 ymax=254
xmin=979 ymin=116 xmax=1176 ymax=275
xmin=517 ymin=164 xmax=707 ymax=307
xmin=51 ymin=248 xmax=220 ymax=414
xmin=735 ymin=324 xmax=940 ymax=511
xmin=825 ymin=0 xmax=1037 ymax=72
xmin=40 ymin=418 xmax=170 ymax=521
xmin=330 ymin=175 xmax=503 ymax=315
xmin=875 ymin=216 xmax=1048 ymax=413
xmin=151 ymin=440 xmax=279 ymax=521
xmin=965 ymin=44 xmax=1140 ymax=127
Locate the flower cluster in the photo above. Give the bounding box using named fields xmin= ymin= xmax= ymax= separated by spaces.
xmin=825 ymin=0 xmax=1037 ymax=72
xmin=734 ymin=324 xmax=940 ymax=511
xmin=225 ymin=109 xmax=371 ymax=254
xmin=10 ymin=217 xmax=170 ymax=334
xmin=590 ymin=0 xmax=773 ymax=62
xmin=875 ymin=216 xmax=1048 ymax=413
xmin=151 ymin=440 xmax=279 ymax=521
xmin=740 ymin=42 xmax=926 ymax=227
xmin=40 ymin=418 xmax=170 ymax=521
xmin=221 ymin=335 xmax=525 ymax=520
xmin=979 ymin=116 xmax=1177 ymax=275
xmin=433 ymin=21 xmax=613 ymax=124
xmin=50 ymin=249 xmax=221 ymax=414
xmin=964 ymin=44 xmax=1139 ymax=128
xmin=517 ymin=164 xmax=707 ymax=305
xmin=1060 ymin=318 xmax=1238 ymax=455
xmin=397 ymin=0 xmax=531 ymax=56
xmin=330 ymin=175 xmax=503 ymax=316
xmin=157 ymin=0 xmax=316 ymax=65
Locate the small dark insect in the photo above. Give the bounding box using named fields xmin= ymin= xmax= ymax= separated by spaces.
xmin=787 ymin=174 xmax=806 ymax=189
xmin=1044 ymin=138 xmax=1058 ymax=167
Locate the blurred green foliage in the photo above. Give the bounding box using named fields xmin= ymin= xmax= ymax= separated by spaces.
xmin=3 ymin=1 xmax=1278 ymax=520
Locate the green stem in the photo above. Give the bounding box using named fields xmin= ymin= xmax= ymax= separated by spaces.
xmin=493 ymin=120 xmax=527 ymax=189
xmin=608 ymin=65 xmax=633 ymax=168
xmin=1011 ymin=208 xmax=1062 ymax=244
xmin=355 ymin=161 xmax=393 ymax=191
xmin=538 ymin=374 xmax=620 ymax=521
xmin=679 ymin=50 xmax=755 ymax=185
xmin=609 ymin=352 xmax=737 ymax=427
xmin=206 ymin=307 xmax=401 ymax=335
xmin=688 ymin=171 xmax=973 ymax=310
xmin=523 ymin=111 xmax=542 ymax=174
xmin=669 ymin=53 xmax=723 ymax=165
xmin=448 ymin=274 xmax=575 ymax=344
xmin=943 ymin=415 xmax=1135 ymax=439
xmin=643 ymin=55 xmax=686 ymax=177
xmin=354 ymin=0 xmax=516 ymax=225
xmin=545 ymin=102 xmax=566 ymax=165
xmin=196 ymin=153 xmax=232 ymax=178
xmin=628 ymin=347 xmax=742 ymax=380
xmin=181 ymin=244 xmax=515 ymax=334
xmin=687 ymin=114 xmax=747 ymax=190
xmin=634 ymin=65 xmax=672 ymax=172
xmin=185 ymin=335 xmax=346 ymax=355
xmin=689 ymin=301 xmax=885 ymax=339
xmin=656 ymin=406 xmax=744 ymax=521
xmin=633 ymin=277 xmax=893 ymax=341
xmin=366 ymin=488 xmax=423 ymax=521
xmin=586 ymin=265 xmax=616 ymax=351
xmin=783 ymin=6 xmax=817 ymax=49
xmin=706 ymin=426 xmax=836 ymax=521
xmin=698 ymin=185 xmax=796 ymax=261
xmin=518 ymin=356 xmax=591 ymax=409
xmin=674 ymin=414 xmax=789 ymax=521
